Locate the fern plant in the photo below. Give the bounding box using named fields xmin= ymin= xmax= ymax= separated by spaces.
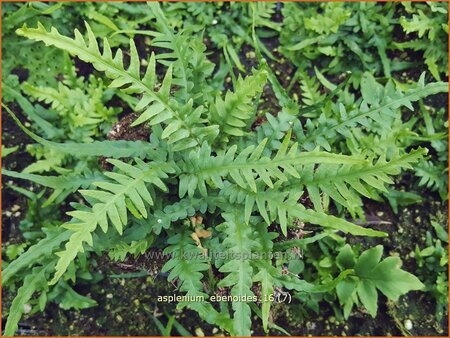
xmin=395 ymin=1 xmax=449 ymax=80
xmin=2 ymin=3 xmax=447 ymax=336
xmin=279 ymin=2 xmax=398 ymax=87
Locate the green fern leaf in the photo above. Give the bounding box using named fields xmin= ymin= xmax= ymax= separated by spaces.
xmin=49 ymin=159 xmax=173 ymax=285
xmin=416 ymin=159 xmax=448 ymax=193
xmin=252 ymin=111 xmax=298 ymax=154
xmin=5 ymin=106 xmax=163 ymax=160
xmin=4 ymin=263 xmax=53 ymax=336
xmin=299 ymin=72 xmax=326 ymax=107
xmin=217 ymin=212 xmax=260 ymax=336
xmin=297 ymin=148 xmax=427 ymax=216
xmin=253 ymin=268 xmax=274 ymax=333
xmin=109 ymin=236 xmax=154 ymax=261
xmin=299 ymin=73 xmax=448 ymax=150
xmin=220 ymin=182 xmax=386 ymax=237
xmin=179 ymin=131 xmax=365 ymax=198
xmin=2 ymin=169 xmax=105 ymax=206
xmin=162 ymin=232 xmax=234 ymax=334
xmin=16 ymin=22 xmax=216 ymax=151
xmin=211 ymin=69 xmax=267 ymax=137
xmin=148 ymin=2 xmax=215 ymax=102
xmin=250 ymin=223 xmax=279 ymax=333
xmin=2 ymin=229 xmax=71 ymax=285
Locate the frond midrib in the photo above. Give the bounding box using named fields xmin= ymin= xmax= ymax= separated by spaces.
xmin=184 ymin=152 xmax=363 ymax=175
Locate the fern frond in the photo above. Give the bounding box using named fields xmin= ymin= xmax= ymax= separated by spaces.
xmin=162 ymin=232 xmax=234 ymax=334
xmin=416 ymin=159 xmax=448 ymax=193
xmin=49 ymin=159 xmax=173 ymax=285
xmin=3 ymin=229 xmax=71 ymax=285
xmin=179 ymin=131 xmax=365 ymax=198
xmin=162 ymin=232 xmax=209 ymax=295
xmin=150 ymin=197 xmax=214 ymax=235
xmin=253 ymin=268 xmax=274 ymax=333
xmin=108 ymin=237 xmax=154 ymax=261
xmin=298 ymin=73 xmax=448 ymax=151
xmin=251 ymin=223 xmax=279 ymax=334
xmin=298 ymin=148 xmax=427 ymax=215
xmin=399 ymin=10 xmax=436 ymax=39
xmin=6 ymin=105 xmax=163 ymax=160
xmin=23 ymin=83 xmax=81 ymax=114
xmin=16 ymin=23 xmax=216 ymax=151
xmin=220 ymin=182 xmax=386 ymax=237
xmin=210 ymin=69 xmax=268 ymax=137
xmin=148 ymin=2 xmax=215 ymax=102
xmin=251 ymin=2 xmax=279 ymax=29
xmin=21 ymin=67 xmax=119 ymax=143
xmin=299 ymin=72 xmax=326 ymax=107
xmin=220 ymin=181 xmax=300 ymax=234
xmin=252 ymin=111 xmax=298 ymax=154
xmin=2 ymin=169 xmax=105 ymax=206
xmin=4 ymin=262 xmax=53 ymax=336
xmin=217 ymin=212 xmax=260 ymax=336
xmin=132 ymin=98 xmax=219 ymax=151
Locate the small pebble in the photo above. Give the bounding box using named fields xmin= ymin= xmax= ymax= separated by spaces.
xmin=195 ymin=327 xmax=205 ymax=337
xmin=23 ymin=303 xmax=32 ymax=314
xmin=404 ymin=319 xmax=413 ymax=330
xmin=246 ymin=51 xmax=256 ymax=59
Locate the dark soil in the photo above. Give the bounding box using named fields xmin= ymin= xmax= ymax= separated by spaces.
xmin=2 ymin=198 xmax=446 ymax=336
xmin=99 ymin=112 xmax=151 ymax=170
xmin=1 ymin=105 xmax=36 ymax=242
